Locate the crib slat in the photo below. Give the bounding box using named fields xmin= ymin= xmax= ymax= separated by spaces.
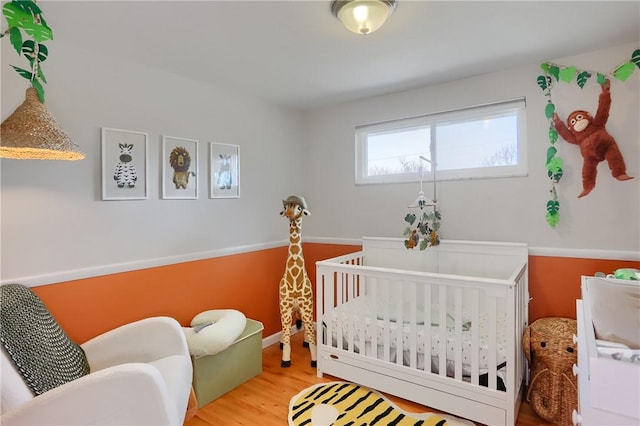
xmin=337 ymin=272 xmax=345 ymax=350
xmin=409 ymin=281 xmax=417 ymax=370
xmin=396 ymin=281 xmax=404 ymax=366
xmin=423 ymin=282 xmax=432 ymax=373
xmin=454 ymin=287 xmax=463 ymax=380
xmin=326 ymin=272 xmax=334 ymax=349
xmin=370 ymin=277 xmax=378 ymax=358
xmin=358 ymin=275 xmax=366 ymax=358
xmin=487 ymin=296 xmax=498 ymax=390
xmin=438 ymin=284 xmax=447 ymax=377
xmin=382 ymin=279 xmax=391 ymax=363
xmin=471 ymin=288 xmax=480 ymax=386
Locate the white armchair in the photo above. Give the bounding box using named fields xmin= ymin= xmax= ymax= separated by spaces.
xmin=0 ymin=284 xmax=193 ymax=426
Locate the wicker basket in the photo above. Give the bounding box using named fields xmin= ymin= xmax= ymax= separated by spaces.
xmin=523 ymin=317 xmax=578 ymax=426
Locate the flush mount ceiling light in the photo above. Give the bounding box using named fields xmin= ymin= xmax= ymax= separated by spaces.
xmin=331 ymin=0 xmax=397 ymax=35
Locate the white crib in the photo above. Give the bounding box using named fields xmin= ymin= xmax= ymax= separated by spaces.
xmin=315 ymin=237 xmax=529 ymax=426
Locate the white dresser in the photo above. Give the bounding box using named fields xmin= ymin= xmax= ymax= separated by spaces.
xmin=573 ymin=276 xmax=640 ymax=426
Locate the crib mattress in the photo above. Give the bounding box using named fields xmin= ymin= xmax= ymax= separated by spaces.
xmin=323 ymin=295 xmax=508 ymax=373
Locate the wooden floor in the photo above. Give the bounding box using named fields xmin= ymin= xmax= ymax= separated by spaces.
xmin=184 ymin=331 xmax=552 ymax=426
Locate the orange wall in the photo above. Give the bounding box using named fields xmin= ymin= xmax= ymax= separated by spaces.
xmin=31 ymin=243 xmax=638 ymax=343
xmin=527 ymin=256 xmax=639 ymax=321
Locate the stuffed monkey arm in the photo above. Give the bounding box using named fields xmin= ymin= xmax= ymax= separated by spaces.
xmin=552 ymin=113 xmax=577 ymax=144
xmin=593 ymin=79 xmax=611 ymax=127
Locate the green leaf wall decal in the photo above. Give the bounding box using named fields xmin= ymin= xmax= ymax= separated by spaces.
xmin=546 ymin=211 xmax=560 ymax=228
xmin=547 ymin=168 xmax=563 ymax=182
xmin=613 ymin=62 xmax=635 ymax=82
xmin=548 ymin=127 xmax=558 ymax=144
xmin=549 ymin=66 xmax=560 ymax=81
xmin=546 ymin=146 xmax=557 ymax=165
xmin=537 ymin=75 xmax=548 ymax=91
xmin=545 ymin=102 xmax=555 ymax=119
xmin=576 ymin=71 xmax=589 ymax=88
xmin=546 ymin=157 xmax=563 ymax=173
xmin=546 ymin=200 xmax=560 ymax=214
xmin=632 ymin=49 xmax=640 ymax=69
xmin=559 ymin=66 xmax=577 ymax=82
xmin=597 ymin=73 xmax=607 ymax=84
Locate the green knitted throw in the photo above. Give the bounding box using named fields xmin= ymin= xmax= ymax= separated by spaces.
xmin=0 ymin=284 xmax=90 ymax=395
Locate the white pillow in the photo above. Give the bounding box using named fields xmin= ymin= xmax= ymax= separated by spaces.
xmin=588 ymin=277 xmax=640 ymax=349
xmin=183 ymin=309 xmax=247 ymax=357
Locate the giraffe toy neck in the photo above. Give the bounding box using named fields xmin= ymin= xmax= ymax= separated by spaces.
xmin=287 ymin=217 xmax=306 ymax=276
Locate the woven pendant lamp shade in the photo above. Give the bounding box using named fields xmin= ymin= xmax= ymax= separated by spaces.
xmin=1 ymin=88 xmax=84 ymax=160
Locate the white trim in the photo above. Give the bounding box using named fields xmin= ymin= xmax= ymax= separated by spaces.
xmin=307 ymin=237 xmax=640 ymax=261
xmin=1 ymin=240 xmax=288 ymax=288
xmin=2 ymin=238 xmax=636 ymax=287
xmin=528 ymin=246 xmax=640 ymax=261
xmin=303 ymin=236 xmax=362 ymax=246
xmin=262 ymin=325 xmax=303 ymax=349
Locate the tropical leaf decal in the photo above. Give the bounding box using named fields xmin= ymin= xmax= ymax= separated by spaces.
xmin=546 ymin=146 xmax=557 ymax=165
xmin=537 ymin=75 xmax=550 ymax=91
xmin=613 ymin=62 xmax=635 ymax=82
xmin=632 ymin=49 xmax=640 ymax=69
xmin=576 ymin=71 xmax=589 ymax=88
xmin=547 ymin=167 xmax=563 ymax=182
xmin=548 ymin=127 xmax=558 ymax=144
xmin=559 ymin=66 xmax=577 ymax=83
xmin=546 ymin=211 xmax=560 ymax=228
xmin=545 ymin=102 xmax=555 ymax=119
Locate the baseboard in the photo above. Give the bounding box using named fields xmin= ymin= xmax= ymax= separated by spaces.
xmin=262 ymin=323 xmax=318 ymax=349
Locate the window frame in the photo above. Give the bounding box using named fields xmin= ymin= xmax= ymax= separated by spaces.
xmin=355 ymin=98 xmax=527 ymax=185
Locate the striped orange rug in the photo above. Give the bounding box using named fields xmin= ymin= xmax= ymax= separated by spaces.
xmin=288 ymin=381 xmax=474 ymax=426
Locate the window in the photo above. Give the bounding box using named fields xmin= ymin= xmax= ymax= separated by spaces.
xmin=355 ymin=99 xmax=526 ymax=184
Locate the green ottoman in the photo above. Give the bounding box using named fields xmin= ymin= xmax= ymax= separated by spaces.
xmin=192 ymin=318 xmax=263 ymax=408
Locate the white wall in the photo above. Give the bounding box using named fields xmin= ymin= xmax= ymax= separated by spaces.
xmin=302 ymin=43 xmax=639 ymax=253
xmin=2 ymin=41 xmax=638 ymax=284
xmin=1 ymin=41 xmax=305 ymax=282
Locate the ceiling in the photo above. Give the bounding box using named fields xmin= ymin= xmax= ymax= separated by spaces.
xmin=41 ymin=1 xmax=640 ymax=110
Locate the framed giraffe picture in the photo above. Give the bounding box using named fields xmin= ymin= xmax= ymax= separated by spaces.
xmin=210 ymin=143 xmax=240 ymax=199
xmin=101 ymin=127 xmax=148 ymax=200
xmin=161 ymin=136 xmax=199 ymax=200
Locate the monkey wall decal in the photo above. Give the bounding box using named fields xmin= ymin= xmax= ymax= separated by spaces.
xmin=552 ymin=78 xmax=633 ymax=198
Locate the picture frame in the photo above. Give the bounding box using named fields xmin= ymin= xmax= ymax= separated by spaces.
xmin=101 ymin=127 xmax=148 ymax=200
xmin=162 ymin=136 xmax=198 ymax=200
xmin=210 ymin=143 xmax=240 ymax=199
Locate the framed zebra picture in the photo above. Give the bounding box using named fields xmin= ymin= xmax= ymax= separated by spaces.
xmin=210 ymin=143 xmax=240 ymax=199
xmin=101 ymin=128 xmax=148 ymax=200
xmin=162 ymin=136 xmax=198 ymax=200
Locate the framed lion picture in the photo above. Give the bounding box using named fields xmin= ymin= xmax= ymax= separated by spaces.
xmin=162 ymin=136 xmax=198 ymax=200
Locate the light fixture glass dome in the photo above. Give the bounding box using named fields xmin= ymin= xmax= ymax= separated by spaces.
xmin=331 ymin=0 xmax=397 ymax=35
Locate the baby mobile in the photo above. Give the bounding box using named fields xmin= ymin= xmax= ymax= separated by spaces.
xmin=538 ymin=48 xmax=639 ymax=228
xmin=403 ymin=155 xmax=441 ymax=249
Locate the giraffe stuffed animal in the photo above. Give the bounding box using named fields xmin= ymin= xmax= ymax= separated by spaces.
xmin=279 ymin=195 xmax=316 ymax=368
